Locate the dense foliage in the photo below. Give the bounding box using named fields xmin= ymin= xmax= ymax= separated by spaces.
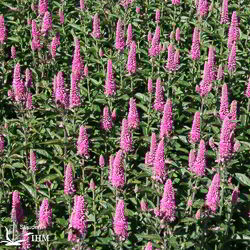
xmin=0 ymin=0 xmax=249 ymax=249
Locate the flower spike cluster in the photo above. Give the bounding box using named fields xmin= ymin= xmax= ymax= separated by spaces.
xmin=38 ymin=198 xmax=52 ymax=229
xmin=206 ymin=173 xmax=220 ymax=212
xmin=77 ymin=126 xmax=90 ymax=158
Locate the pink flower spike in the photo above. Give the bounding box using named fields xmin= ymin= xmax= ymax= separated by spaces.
xmin=69 ymin=73 xmax=81 ymax=109
xmin=0 ymin=15 xmax=7 ymax=44
xmin=38 ymin=198 xmax=52 ymax=229
xmin=70 ymin=195 xmax=87 ymax=236
xmin=72 ymin=37 xmax=82 ymax=81
xmin=245 ymin=78 xmax=250 ymax=98
xmin=152 ymin=138 xmax=166 ymax=183
xmin=41 ymin=11 xmax=52 ymax=33
xmin=113 ymin=200 xmax=128 ymax=240
xmin=198 ymin=0 xmax=208 ymax=17
xmin=206 ymin=173 xmax=220 ymax=212
xmin=104 ymin=59 xmax=116 ymax=96
xmin=155 ymin=9 xmax=160 ymax=23
xmin=148 ymin=78 xmax=153 ymax=94
xmin=160 ymin=99 xmax=173 ymax=138
xmin=153 ymin=78 xmax=165 ymax=112
xmin=0 ymin=135 xmax=4 ymax=154
xmin=115 ymin=19 xmax=125 ymax=52
xmin=136 ymin=7 xmax=140 ymax=14
xmin=127 ymin=41 xmax=137 ymax=74
xmin=176 ymin=28 xmax=180 ymax=42
xmin=101 ymin=106 xmax=113 ymax=131
xmin=126 ymin=24 xmax=132 ymax=46
xmin=11 ymin=191 xmax=24 ymax=224
xmin=231 ymin=187 xmax=240 ymax=205
xmin=11 ymin=46 xmax=16 ymax=59
xmin=188 ymin=149 xmax=196 ymax=172
xmin=167 ymin=44 xmax=175 ymax=72
xmin=160 ymin=179 xmax=176 ymax=222
xmin=92 ymin=13 xmax=100 ymax=39
xmin=39 ymin=0 xmax=48 ymax=16
xmin=51 ymin=37 xmax=57 ymax=58
xmin=228 ymin=42 xmax=237 ymax=73
xmin=77 ymin=126 xmax=90 ymax=158
xmin=191 ymin=28 xmax=200 ymax=60
xmin=145 ymin=242 xmax=153 ymax=250
xmin=55 ymin=71 xmax=66 ymax=107
xmin=120 ymin=118 xmax=132 ymax=153
xmin=219 ymin=84 xmax=229 ymax=120
xmin=193 ymin=139 xmax=206 ymax=176
xmin=111 ymin=150 xmax=124 ymax=188
xmin=29 ymin=150 xmax=36 ymax=172
xmin=140 ymin=199 xmax=148 ymax=212
xmin=64 ymin=163 xmax=75 ymax=195
xmin=149 ymin=26 xmax=160 ymax=57
xmin=20 ymin=228 xmax=32 ymax=250
xmin=128 ymin=98 xmax=140 ymax=129
xmin=189 ymin=112 xmax=200 ymax=144
xmin=112 ymin=109 xmax=116 ymax=122
xmin=99 ymin=155 xmax=105 ymax=168
xmin=80 ymin=0 xmax=85 ymax=10
xmin=220 ymin=0 xmax=229 ymax=24
xmin=59 ymin=9 xmax=64 ymax=25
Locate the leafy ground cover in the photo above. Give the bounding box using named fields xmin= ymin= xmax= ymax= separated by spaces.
xmin=0 ymin=0 xmax=250 ymax=249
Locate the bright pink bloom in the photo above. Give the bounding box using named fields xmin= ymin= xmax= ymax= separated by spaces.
xmin=84 ymin=65 xmax=88 ymax=77
xmin=11 ymin=46 xmax=16 ymax=59
xmin=167 ymin=44 xmax=175 ymax=71
xmin=136 ymin=7 xmax=140 ymax=14
xmin=145 ymin=242 xmax=153 ymax=250
xmin=206 ymin=173 xmax=220 ymax=212
xmin=99 ymin=155 xmax=105 ymax=168
xmin=77 ymin=126 xmax=89 ymax=158
xmin=229 ymin=100 xmax=237 ymax=130
xmin=31 ymin=20 xmax=39 ymax=38
xmin=149 ymin=26 xmax=160 ymax=57
xmin=13 ymin=63 xmax=26 ymax=102
xmin=193 ymin=139 xmax=206 ymax=176
xmin=51 ymin=37 xmax=57 ymax=58
xmin=59 ymin=9 xmax=64 ymax=25
xmin=120 ymin=118 xmax=132 ymax=153
xmin=126 ymin=24 xmax=132 ymax=46
xmin=80 ymin=0 xmax=85 ymax=10
xmin=128 ymin=98 xmax=139 ymax=129
xmin=246 ymin=78 xmax=250 ymax=98
xmin=39 ymin=0 xmax=48 ymax=15
xmin=116 ymin=19 xmax=125 ymax=52
xmin=219 ymin=84 xmax=229 ymax=120
xmin=189 ymin=112 xmax=200 ymax=144
xmin=155 ymin=9 xmax=160 ymax=23
xmin=101 ymin=106 xmax=113 ymax=131
xmin=72 ymin=38 xmax=82 ymax=81
xmin=228 ymin=11 xmax=239 ymax=50
xmin=153 ymin=78 xmax=165 ymax=112
xmin=198 ymin=62 xmax=212 ymax=97
xmin=148 ymin=78 xmax=153 ymax=94
xmin=38 ymin=198 xmax=52 ymax=229
xmin=152 ymin=138 xmax=166 ymax=183
xmin=69 ymin=73 xmax=81 ymax=109
xmin=195 ymin=209 xmax=201 ymax=219
xmin=30 ymin=150 xmax=36 ymax=172
xmin=172 ymin=0 xmax=180 ymax=5
xmin=188 ymin=149 xmax=196 ymax=172
xmin=64 ymin=163 xmax=75 ymax=195
xmin=114 ymin=200 xmax=128 ymax=240
xmin=160 ymin=99 xmax=173 ymax=138
xmin=140 ymin=199 xmax=148 ymax=212
xmin=11 ymin=191 xmax=24 ymax=224
xmin=220 ymin=0 xmax=229 ymax=24
xmin=99 ymin=48 xmax=104 ymax=57
xmin=70 ymin=195 xmax=87 ymax=236
xmin=41 ymin=11 xmax=52 ymax=33
xmin=104 ymin=59 xmax=116 ymax=96
xmin=0 ymin=15 xmax=7 ymax=44
xmin=127 ymin=41 xmax=136 ymax=74
xmin=228 ymin=42 xmax=236 ymax=73
xmin=20 ymin=229 xmax=32 ymax=250
xmin=191 ymin=28 xmax=200 ymax=60
xmin=26 ymin=92 xmax=33 ymax=110
xmin=92 ymin=14 xmax=100 ymax=39
xmin=0 ymin=135 xmax=4 ymax=153
xmin=198 ymin=0 xmax=208 ymax=17
xmin=55 ymin=71 xmax=66 ymax=106
xmin=108 ymin=155 xmax=115 ymax=183
xmin=148 ymin=31 xmax=152 ymax=44
xmin=160 ymin=179 xmax=176 ymax=222
xmin=217 ymin=64 xmax=224 ymax=81
xmin=147 ymin=133 xmax=157 ymax=165
xmin=173 ymin=49 xmax=180 ymax=71
xmin=176 ymin=28 xmax=180 ymax=41
xmin=111 ymin=150 xmax=124 ymax=188
xmin=219 ymin=117 xmax=233 ymax=162
xmin=208 ymin=46 xmax=216 ymax=81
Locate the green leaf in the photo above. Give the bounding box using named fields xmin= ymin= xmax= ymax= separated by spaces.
xmin=21 ymin=183 xmax=36 ymax=199
xmin=136 ymin=234 xmax=161 ymax=241
xmin=235 ymin=173 xmax=250 ymax=187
